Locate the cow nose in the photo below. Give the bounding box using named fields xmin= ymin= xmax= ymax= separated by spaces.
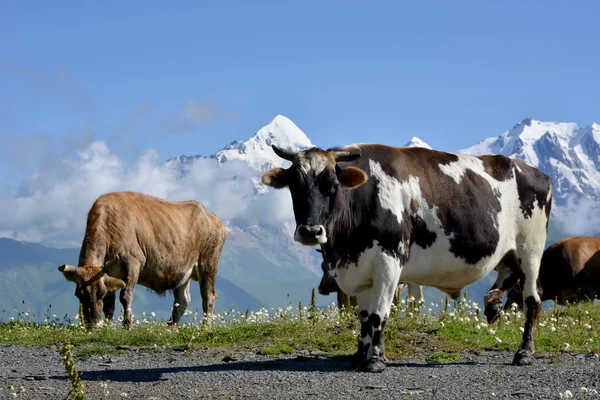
xmin=316 ymin=226 xmax=324 ymax=236
xmin=299 ymin=225 xmax=321 ymax=237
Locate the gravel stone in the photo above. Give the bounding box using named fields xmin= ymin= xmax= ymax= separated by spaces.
xmin=0 ymin=345 xmax=598 ymax=399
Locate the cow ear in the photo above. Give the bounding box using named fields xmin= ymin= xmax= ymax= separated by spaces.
xmin=262 ymin=168 xmax=289 ymax=189
xmin=338 ymin=166 xmax=368 ymax=189
xmin=58 ymin=264 xmax=83 ymax=284
xmin=104 ymin=276 xmax=126 ymax=291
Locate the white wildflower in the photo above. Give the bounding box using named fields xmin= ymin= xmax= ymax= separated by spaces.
xmin=560 ymin=389 xmax=573 ymax=398
xmin=495 ymin=337 xmax=502 ymax=343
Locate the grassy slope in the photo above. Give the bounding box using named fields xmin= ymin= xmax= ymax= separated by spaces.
xmin=2 ymin=298 xmax=599 ymax=362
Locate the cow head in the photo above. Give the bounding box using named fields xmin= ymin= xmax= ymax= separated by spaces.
xmin=58 ymin=256 xmax=126 ymax=328
xmin=262 ymin=145 xmax=368 ymax=245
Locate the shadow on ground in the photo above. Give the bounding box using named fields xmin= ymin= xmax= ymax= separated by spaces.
xmin=49 ymin=355 xmax=502 ymax=383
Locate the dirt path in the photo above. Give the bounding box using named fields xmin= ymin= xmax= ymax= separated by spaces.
xmin=1 ymin=345 xmax=599 ymax=399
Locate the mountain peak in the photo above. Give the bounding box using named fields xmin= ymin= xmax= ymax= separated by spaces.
xmin=405 ymin=136 xmax=432 ymax=149
xmin=214 ymin=115 xmax=313 ymax=171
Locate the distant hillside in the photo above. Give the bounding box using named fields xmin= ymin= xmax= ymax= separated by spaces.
xmin=0 ymin=238 xmax=265 ymax=321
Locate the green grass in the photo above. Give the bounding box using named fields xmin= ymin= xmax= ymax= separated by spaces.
xmin=75 ymin=344 xmax=128 ymax=358
xmin=1 ymin=298 xmax=599 ymax=359
xmin=259 ymin=344 xmax=296 ymax=355
xmin=425 ymin=352 xmax=461 ymax=363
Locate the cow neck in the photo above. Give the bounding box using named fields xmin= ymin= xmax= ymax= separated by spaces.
xmin=323 ymin=186 xmax=366 ymax=265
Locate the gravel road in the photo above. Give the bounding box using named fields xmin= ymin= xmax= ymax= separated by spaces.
xmin=0 ymin=344 xmax=599 ymax=399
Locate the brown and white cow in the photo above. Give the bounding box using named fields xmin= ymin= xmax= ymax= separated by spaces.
xmin=58 ymin=191 xmax=227 ymax=329
xmin=503 ymin=236 xmax=600 ymax=313
xmin=262 ymin=143 xmax=552 ymax=372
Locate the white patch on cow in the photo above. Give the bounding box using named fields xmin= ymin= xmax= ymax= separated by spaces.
xmin=175 ymin=265 xmax=195 ymax=289
xmin=438 ymin=155 xmax=486 ymax=184
xmin=514 ymin=199 xmax=547 ymax=303
xmin=546 ymin=180 xmax=553 ymax=203
xmin=369 ymin=160 xmax=423 ymax=225
xmin=298 ymin=152 xmax=328 ymax=175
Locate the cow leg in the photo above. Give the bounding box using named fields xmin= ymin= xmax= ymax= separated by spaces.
xmin=168 ymin=280 xmax=191 ymax=325
xmin=351 ymin=254 xmax=401 ymax=373
xmin=199 ymin=267 xmax=217 ymax=326
xmin=407 ymin=283 xmax=424 ymax=312
xmin=118 ymin=262 xmax=140 ymax=328
xmin=503 ymin=284 xmax=524 ymax=312
xmin=512 ymin=251 xmax=543 ymax=366
xmin=102 ymin=290 xmax=116 ymax=321
xmin=484 ymin=258 xmax=520 ymax=324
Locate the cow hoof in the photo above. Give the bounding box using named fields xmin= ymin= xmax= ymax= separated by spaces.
xmin=350 ymin=351 xmax=364 ymax=370
xmin=357 ymin=357 xmax=387 ymax=373
xmin=484 ymin=303 xmax=502 ymax=324
xmin=512 ymin=351 xmax=534 ymax=366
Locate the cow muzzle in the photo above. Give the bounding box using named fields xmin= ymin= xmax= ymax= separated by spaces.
xmin=294 ymin=224 xmax=327 ymax=245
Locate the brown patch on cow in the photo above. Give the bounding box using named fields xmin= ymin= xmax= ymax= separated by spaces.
xmin=478 ymin=154 xmax=514 ymax=181
xmin=410 ymin=199 xmax=419 ymax=213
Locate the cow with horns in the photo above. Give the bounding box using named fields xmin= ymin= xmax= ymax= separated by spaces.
xmin=262 ymin=143 xmax=552 ymax=372
xmin=58 ymin=191 xmax=227 ymax=329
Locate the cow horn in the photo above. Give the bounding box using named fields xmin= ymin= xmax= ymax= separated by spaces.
xmin=58 ymin=264 xmax=77 ymax=273
xmin=332 ymin=150 xmax=361 ymax=162
xmin=272 ymin=145 xmax=297 ymax=161
xmin=102 ymin=255 xmax=120 ymax=272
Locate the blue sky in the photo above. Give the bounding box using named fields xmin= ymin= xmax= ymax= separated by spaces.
xmin=2 ymin=1 xmax=600 ymax=184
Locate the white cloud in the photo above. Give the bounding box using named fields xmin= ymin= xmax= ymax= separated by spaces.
xmin=551 ymin=196 xmax=600 ymax=238
xmin=157 ymin=97 xmax=238 ymax=135
xmin=0 ymin=140 xmax=294 ymax=245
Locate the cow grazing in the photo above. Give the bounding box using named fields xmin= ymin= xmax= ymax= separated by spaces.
xmin=58 ymin=191 xmax=227 ymax=329
xmin=317 ymin=248 xmax=424 ymax=310
xmin=503 ymin=236 xmax=600 ymax=312
xmin=262 ymin=143 xmax=552 ymax=372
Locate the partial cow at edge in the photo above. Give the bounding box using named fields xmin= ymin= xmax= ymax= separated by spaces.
xmin=262 ymin=143 xmax=552 ymax=372
xmin=504 ymin=236 xmax=600 ymax=312
xmin=58 ymin=191 xmax=227 ymax=329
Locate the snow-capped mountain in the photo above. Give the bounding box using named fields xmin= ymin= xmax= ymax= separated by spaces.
xmin=214 ymin=115 xmax=313 ymax=171
xmin=405 ymin=136 xmax=432 ymax=149
xmin=460 ymin=117 xmax=600 ymax=206
xmin=164 ymin=115 xmax=312 ymax=171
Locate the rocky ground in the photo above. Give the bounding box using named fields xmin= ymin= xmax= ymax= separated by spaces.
xmin=0 ymin=344 xmax=599 ymax=399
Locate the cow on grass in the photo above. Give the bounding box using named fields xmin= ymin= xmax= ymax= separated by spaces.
xmin=58 ymin=191 xmax=227 ymax=329
xmin=262 ymin=143 xmax=552 ymax=372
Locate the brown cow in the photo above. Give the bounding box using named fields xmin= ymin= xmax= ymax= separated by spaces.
xmin=503 ymin=236 xmax=600 ymax=314
xmin=58 ymin=191 xmax=227 ymax=329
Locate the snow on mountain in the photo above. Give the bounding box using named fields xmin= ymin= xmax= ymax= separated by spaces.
xmin=164 ymin=115 xmax=312 ymax=173
xmin=461 ymin=117 xmax=600 ymax=206
xmin=405 ymin=136 xmax=432 ymax=149
xmin=214 ymin=115 xmax=313 ymax=171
